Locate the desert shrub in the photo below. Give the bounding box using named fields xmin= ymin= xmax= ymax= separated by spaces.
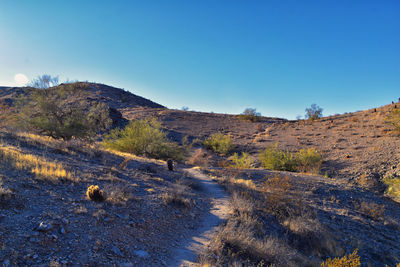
xmin=259 ymin=144 xmax=297 ymax=172
xmin=102 ymin=117 xmax=184 ymax=160
xmin=382 ymin=175 xmax=400 ymax=201
xmin=86 ymin=185 xmax=105 ymax=202
xmin=238 ymin=108 xmax=261 ymax=122
xmin=296 ymin=148 xmax=322 ymax=173
xmin=305 ymin=104 xmax=323 ymax=120
xmin=357 ymin=201 xmax=385 ymax=220
xmin=259 ymin=144 xmax=322 ymax=174
xmin=386 ymin=107 xmax=400 ymax=133
xmin=230 ymin=152 xmax=253 ymax=169
xmin=204 ymin=132 xmax=234 ymax=155
xmin=29 ymin=74 xmax=59 ymax=89
xmin=16 ymin=83 xmax=112 ymax=140
xmin=320 ymin=249 xmax=361 ymax=267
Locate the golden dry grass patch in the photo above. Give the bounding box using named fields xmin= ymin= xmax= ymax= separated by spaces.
xmin=0 ymin=144 xmax=72 ymax=181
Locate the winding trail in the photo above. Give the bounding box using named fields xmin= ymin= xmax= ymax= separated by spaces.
xmin=169 ymin=167 xmax=231 ymax=267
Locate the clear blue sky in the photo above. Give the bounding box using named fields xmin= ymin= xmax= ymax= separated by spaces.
xmin=1 ymin=0 xmax=399 ymax=119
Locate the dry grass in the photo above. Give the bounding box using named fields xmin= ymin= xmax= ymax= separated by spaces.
xmin=0 ymin=144 xmax=72 ymax=181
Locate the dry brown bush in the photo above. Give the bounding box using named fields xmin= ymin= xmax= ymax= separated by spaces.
xmin=187 ymin=148 xmax=210 ymax=167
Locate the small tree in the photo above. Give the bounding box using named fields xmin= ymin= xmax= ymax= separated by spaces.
xmin=16 ymin=83 xmax=112 ymax=140
xmin=29 ymin=74 xmax=59 ymax=89
xmin=238 ymin=108 xmax=261 ymax=122
xmin=305 ymin=104 xmax=323 ymax=120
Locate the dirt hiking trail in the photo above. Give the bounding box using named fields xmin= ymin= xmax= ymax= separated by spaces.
xmin=169 ymin=167 xmax=231 ymax=267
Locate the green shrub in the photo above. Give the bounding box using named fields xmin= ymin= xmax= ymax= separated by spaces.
xmin=238 ymin=108 xmax=261 ymax=122
xmin=230 ymin=152 xmax=253 ymax=169
xmin=259 ymin=144 xmax=322 ymax=174
xmin=259 ymin=144 xmax=297 ymax=172
xmin=102 ymin=118 xmax=184 ymax=160
xmin=204 ymin=133 xmax=234 ymax=155
xmin=305 ymin=104 xmax=323 ymax=120
xmin=16 ymin=83 xmax=112 ymax=140
xmin=386 ymin=107 xmax=400 ymax=133
xmin=296 ymin=148 xmax=322 ymax=173
xmin=382 ymin=175 xmax=400 ymax=201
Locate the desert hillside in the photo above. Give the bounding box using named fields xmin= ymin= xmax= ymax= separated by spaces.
xmin=0 ymin=82 xmax=399 ymax=266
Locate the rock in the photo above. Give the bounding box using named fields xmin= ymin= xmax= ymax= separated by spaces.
xmin=133 ymin=250 xmax=150 ymax=258
xmin=37 ymin=221 xmax=52 ymax=232
xmin=3 ymin=259 xmax=10 ymax=267
xmin=111 ymin=245 xmax=123 ymax=257
xmin=61 ymin=218 xmax=69 ymax=224
xmin=59 ymin=227 xmax=65 ymax=234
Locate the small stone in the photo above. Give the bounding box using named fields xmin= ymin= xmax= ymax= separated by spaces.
xmin=61 ymin=218 xmax=69 ymax=224
xmin=37 ymin=222 xmax=52 ymax=232
xmin=51 ymin=234 xmax=58 ymax=240
xmin=59 ymin=227 xmax=65 ymax=234
xmin=3 ymin=259 xmax=10 ymax=266
xmin=133 ymin=250 xmax=149 ymax=258
xmin=33 ymin=254 xmax=38 ymax=259
xmin=111 ymin=245 xmax=123 ymax=257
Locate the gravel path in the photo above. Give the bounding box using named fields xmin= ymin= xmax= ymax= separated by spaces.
xmin=169 ymin=167 xmax=231 ymax=267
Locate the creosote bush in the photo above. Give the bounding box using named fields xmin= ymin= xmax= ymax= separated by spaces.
xmin=386 ymin=107 xmax=400 ymax=133
xmin=238 ymin=108 xmax=261 ymax=122
xmin=259 ymin=144 xmax=297 ymax=172
xmin=204 ymin=132 xmax=234 ymax=155
xmin=259 ymin=144 xmax=322 ymax=174
xmin=230 ymin=152 xmax=253 ymax=169
xmin=320 ymin=249 xmax=361 ymax=267
xmin=382 ymin=175 xmax=400 ymax=201
xmin=102 ymin=118 xmax=184 ymax=161
xmin=86 ymin=185 xmax=105 ymax=202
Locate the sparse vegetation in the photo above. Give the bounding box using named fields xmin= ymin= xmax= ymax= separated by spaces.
xmin=204 ymin=132 xmax=234 ymax=155
xmin=102 ymin=117 xmax=184 ymax=160
xmin=238 ymin=108 xmax=261 ymax=122
xmin=320 ymin=249 xmax=361 ymax=267
xmin=259 ymin=144 xmax=322 ymax=174
xmin=230 ymin=152 xmax=253 ymax=169
xmin=305 ymin=104 xmax=323 ymax=120
xmin=86 ymin=185 xmax=105 ymax=202
xmin=16 ymin=83 xmax=112 ymax=140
